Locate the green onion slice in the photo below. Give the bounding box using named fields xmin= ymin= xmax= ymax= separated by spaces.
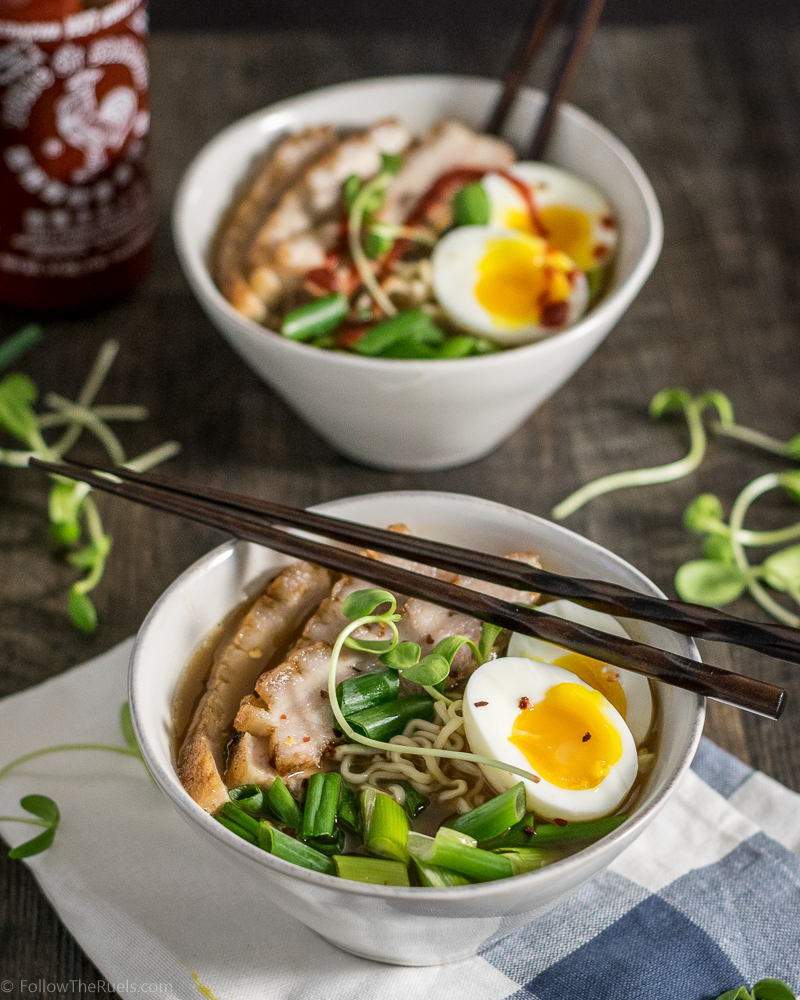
xmin=452 ymin=181 xmax=490 ymax=226
xmin=267 ymin=776 xmax=303 ymax=831
xmin=334 ymin=855 xmax=410 ymax=886
xmin=257 ymin=823 xmax=336 ymax=875
xmin=447 ymin=783 xmax=526 ymax=842
xmin=407 ymin=829 xmax=513 ymax=883
xmin=336 ymin=667 xmax=399 ymax=717
xmin=281 ymin=293 xmax=348 ymax=341
xmin=362 ymin=788 xmax=409 ymax=862
xmin=346 ymin=695 xmax=435 ymax=742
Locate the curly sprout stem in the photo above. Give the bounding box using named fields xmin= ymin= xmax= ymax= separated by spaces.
xmin=708 ymin=420 xmax=798 ymax=460
xmin=729 ymin=473 xmax=800 ymax=627
xmin=553 ymin=398 xmax=708 ymax=520
xmin=46 ymin=394 xmax=126 ymax=464
xmin=0 ymin=743 xmax=141 ymax=781
xmin=348 ymin=174 xmax=397 ymax=317
xmin=52 ymin=339 xmax=119 ymax=457
xmin=328 ymin=615 xmax=541 ymax=785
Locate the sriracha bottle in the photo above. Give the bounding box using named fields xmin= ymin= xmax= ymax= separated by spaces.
xmin=0 ymin=0 xmax=154 ymax=311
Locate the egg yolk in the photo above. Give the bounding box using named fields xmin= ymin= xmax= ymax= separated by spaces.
xmin=552 ymin=653 xmax=627 ymax=720
xmin=539 ymin=205 xmax=596 ymax=271
xmin=474 ymin=237 xmax=569 ymax=327
xmin=509 ymin=682 xmax=622 ymax=790
xmin=502 ymin=207 xmax=536 ymax=236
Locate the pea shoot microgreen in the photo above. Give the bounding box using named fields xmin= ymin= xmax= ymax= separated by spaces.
xmin=327 ymin=588 xmax=541 ymax=784
xmin=552 ymin=387 xmax=800 ymax=625
xmin=715 ymin=980 xmax=796 ymax=1000
xmin=0 ymin=703 xmax=143 ymax=859
xmin=0 ymin=326 xmax=180 ymax=633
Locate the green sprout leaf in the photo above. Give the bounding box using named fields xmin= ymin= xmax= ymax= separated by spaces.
xmin=0 ymin=372 xmax=40 ymax=445
xmin=452 ymin=181 xmax=490 ymax=226
xmin=0 ymin=324 xmax=42 ymax=373
xmin=69 ymin=587 xmax=98 ymax=634
xmin=674 ymin=560 xmax=748 ymax=606
xmin=343 ymin=174 xmax=361 ymax=210
xmin=401 ymin=653 xmax=451 ymax=686
xmin=703 ymin=533 xmax=737 ymax=563
xmin=341 ymin=589 xmax=396 ymax=620
xmin=781 ymin=471 xmax=800 ymax=505
xmin=715 ymin=989 xmax=753 ymax=1000
xmin=761 ymin=545 xmax=800 ymax=593
xmin=752 ymin=979 xmax=797 ymax=1000
xmin=49 ymin=480 xmax=86 ymax=546
xmin=380 ymin=152 xmax=403 ymax=175
xmin=381 ymin=641 xmax=421 ymax=671
xmin=684 ymin=493 xmax=725 ymax=533
xmin=4 ymin=795 xmax=60 ymax=860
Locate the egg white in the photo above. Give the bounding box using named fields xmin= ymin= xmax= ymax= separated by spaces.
xmin=481 ymin=164 xmax=618 ymax=272
xmin=463 ymin=657 xmax=639 ymax=821
xmin=431 ymin=225 xmax=589 ymax=344
xmin=507 ymin=600 xmax=654 ymax=745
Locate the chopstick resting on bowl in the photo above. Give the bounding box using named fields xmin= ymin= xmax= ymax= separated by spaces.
xmin=30 ymin=458 xmax=788 ymax=721
xmin=486 ymin=0 xmax=608 ymax=156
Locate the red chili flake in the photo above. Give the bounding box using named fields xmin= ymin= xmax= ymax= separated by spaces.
xmin=539 ymin=299 xmax=570 ymax=328
xmin=518 ymin=696 xmax=530 ymax=710
xmin=320 ymin=690 xmax=329 ymax=699
xmin=302 ymin=736 xmax=311 ymax=743
xmin=280 ymin=714 xmax=287 ymax=720
xmin=523 ymin=825 xmax=536 ymax=837
xmin=554 ymin=818 xmax=568 ymax=827
xmin=593 ymin=244 xmax=608 ymax=260
xmin=334 ymin=324 xmax=372 ymax=350
xmin=582 ymin=732 xmax=591 ymax=742
xmin=425 ymin=634 xmax=435 ymax=645
xmin=304 ymin=267 xmax=338 ymax=295
xmin=474 ymin=701 xmax=489 ymax=707
xmin=600 ymin=215 xmax=617 ymax=229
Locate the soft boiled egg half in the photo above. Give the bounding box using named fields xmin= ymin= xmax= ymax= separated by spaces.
xmin=463 ymin=657 xmax=638 ymax=821
xmin=431 ymin=226 xmax=589 ymax=345
xmin=481 ymin=163 xmax=619 ymax=273
xmin=507 ymin=600 xmax=653 ymax=746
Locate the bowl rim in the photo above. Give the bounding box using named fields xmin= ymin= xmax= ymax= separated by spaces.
xmin=172 ymin=73 xmax=664 ymax=372
xmin=129 ymin=489 xmax=704 ymax=902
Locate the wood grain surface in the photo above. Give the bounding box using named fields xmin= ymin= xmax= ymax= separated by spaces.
xmin=1 ymin=25 xmax=799 ymax=992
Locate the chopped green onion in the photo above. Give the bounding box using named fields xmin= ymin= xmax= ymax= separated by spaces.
xmin=220 ymin=802 xmax=261 ymax=840
xmin=446 ymin=783 xmax=526 ymax=842
xmin=347 ymin=694 xmax=435 ymax=742
xmin=362 ymin=788 xmax=409 ymax=862
xmin=228 ymin=785 xmax=267 ymax=816
xmin=381 ymin=340 xmax=441 ymax=360
xmin=336 ymin=667 xmax=399 ymax=717
xmin=480 ymin=812 xmax=626 ymax=851
xmin=281 ymin=293 xmax=348 ymax=341
xmin=586 ymin=266 xmax=607 ymax=303
xmin=412 ymin=858 xmax=471 ymax=887
xmin=364 ymin=230 xmax=394 ymax=259
xmin=407 ymin=829 xmax=513 ymax=882
xmin=452 ymin=181 xmax=490 ymax=226
xmin=395 ymin=781 xmax=429 ymax=818
xmin=380 ymin=152 xmax=404 ymax=175
xmin=267 ymin=776 xmax=303 ymax=831
xmin=216 ymin=813 xmax=257 ymax=845
xmin=301 ymin=771 xmax=341 ymax=841
xmin=353 ymin=310 xmax=443 ymax=357
xmin=437 ymin=336 xmax=480 ymax=358
xmin=257 ymin=822 xmax=336 ymax=875
xmin=494 ymin=847 xmax=550 ymax=875
xmin=307 ymin=828 xmax=346 ymax=856
xmin=337 ymin=782 xmax=362 ymax=834
xmin=334 ymin=855 xmax=410 ymax=886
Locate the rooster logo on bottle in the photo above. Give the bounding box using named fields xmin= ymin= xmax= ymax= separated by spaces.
xmin=54 ymin=66 xmax=138 ymax=182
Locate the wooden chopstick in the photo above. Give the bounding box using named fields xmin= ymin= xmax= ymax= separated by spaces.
xmin=484 ymin=0 xmax=606 ymax=156
xmin=485 ymin=0 xmax=570 ymax=136
xmin=30 ymin=458 xmax=787 ymax=720
xmin=59 ymin=458 xmax=800 ymax=668
xmin=528 ymin=0 xmax=607 ymax=159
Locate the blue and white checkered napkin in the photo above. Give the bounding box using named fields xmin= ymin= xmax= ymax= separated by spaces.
xmin=0 ymin=639 xmax=798 ymax=1000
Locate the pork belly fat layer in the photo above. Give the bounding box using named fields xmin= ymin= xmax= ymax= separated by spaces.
xmin=177 ymin=560 xmax=335 ymax=813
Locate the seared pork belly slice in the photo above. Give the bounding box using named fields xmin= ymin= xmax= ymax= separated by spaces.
xmin=235 ymin=642 xmax=381 ymax=776
xmin=381 ymin=121 xmax=515 ymax=225
xmin=225 ymin=731 xmax=279 ymax=791
xmin=212 ymin=126 xmax=337 ymax=321
xmin=177 ymin=560 xmax=335 ymax=813
xmin=245 ymin=119 xmax=412 ymax=308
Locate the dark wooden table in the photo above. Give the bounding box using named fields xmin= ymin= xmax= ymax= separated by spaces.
xmin=1 ymin=24 xmax=799 ymax=992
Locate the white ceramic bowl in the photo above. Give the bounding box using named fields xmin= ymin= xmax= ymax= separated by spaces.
xmin=173 ymin=75 xmax=662 ymax=472
xmin=130 ymin=491 xmax=703 ymax=966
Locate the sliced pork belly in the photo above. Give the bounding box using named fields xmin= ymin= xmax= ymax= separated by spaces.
xmin=381 ymin=121 xmax=515 ymax=225
xmin=212 ymin=126 xmax=337 ymax=321
xmin=225 ymin=731 xmax=279 ymax=791
xmin=244 ymin=119 xmax=412 ymax=310
xmin=177 ymin=560 xmax=335 ymax=813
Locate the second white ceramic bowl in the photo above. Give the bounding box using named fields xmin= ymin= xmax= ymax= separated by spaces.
xmin=173 ymin=75 xmax=662 ymax=471
xmin=130 ymin=491 xmax=703 ymax=966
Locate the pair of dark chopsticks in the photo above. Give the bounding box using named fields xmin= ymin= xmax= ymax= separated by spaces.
xmin=486 ymin=0 xmax=607 ymax=155
xmin=31 ymin=458 xmax=791 ymax=722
